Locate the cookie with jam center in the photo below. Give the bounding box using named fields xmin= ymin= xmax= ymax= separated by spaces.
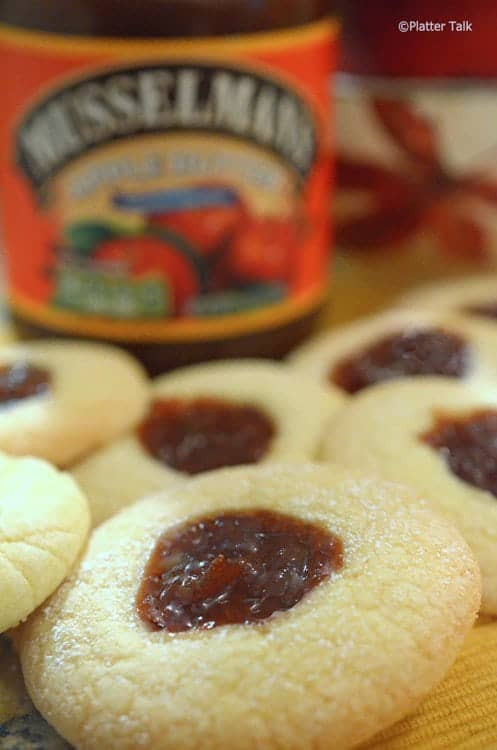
xmin=72 ymin=360 xmax=344 ymax=526
xmin=399 ymin=275 xmax=497 ymax=322
xmin=322 ymin=377 xmax=497 ymax=614
xmin=0 ymin=340 xmax=148 ymax=467
xmin=0 ymin=451 xmax=89 ymax=633
xmin=287 ymin=309 xmax=497 ymax=396
xmin=18 ymin=464 xmax=479 ymax=750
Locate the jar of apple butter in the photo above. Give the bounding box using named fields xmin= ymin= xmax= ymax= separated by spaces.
xmin=0 ymin=0 xmax=337 ymax=373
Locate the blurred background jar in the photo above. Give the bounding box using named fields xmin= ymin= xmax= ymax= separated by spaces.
xmin=0 ymin=0 xmax=337 ymax=373
xmin=332 ymin=1 xmax=497 ymax=323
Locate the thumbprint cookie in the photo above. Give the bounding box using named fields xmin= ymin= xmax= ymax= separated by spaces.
xmin=19 ymin=464 xmax=479 ymax=750
xmin=288 ymin=308 xmax=497 ymax=396
xmin=0 ymin=340 xmax=148 ymax=467
xmin=322 ymin=377 xmax=497 ymax=614
xmin=72 ymin=360 xmax=344 ymax=526
xmin=399 ymin=275 xmax=497 ymax=322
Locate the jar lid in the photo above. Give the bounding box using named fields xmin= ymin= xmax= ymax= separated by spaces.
xmin=339 ymin=1 xmax=497 ymax=78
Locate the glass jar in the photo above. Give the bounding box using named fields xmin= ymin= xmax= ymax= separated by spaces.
xmin=333 ymin=1 xmax=497 ymax=323
xmin=0 ymin=0 xmax=337 ymax=372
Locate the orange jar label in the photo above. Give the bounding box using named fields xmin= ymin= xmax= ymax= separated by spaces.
xmin=0 ymin=20 xmax=335 ymax=342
